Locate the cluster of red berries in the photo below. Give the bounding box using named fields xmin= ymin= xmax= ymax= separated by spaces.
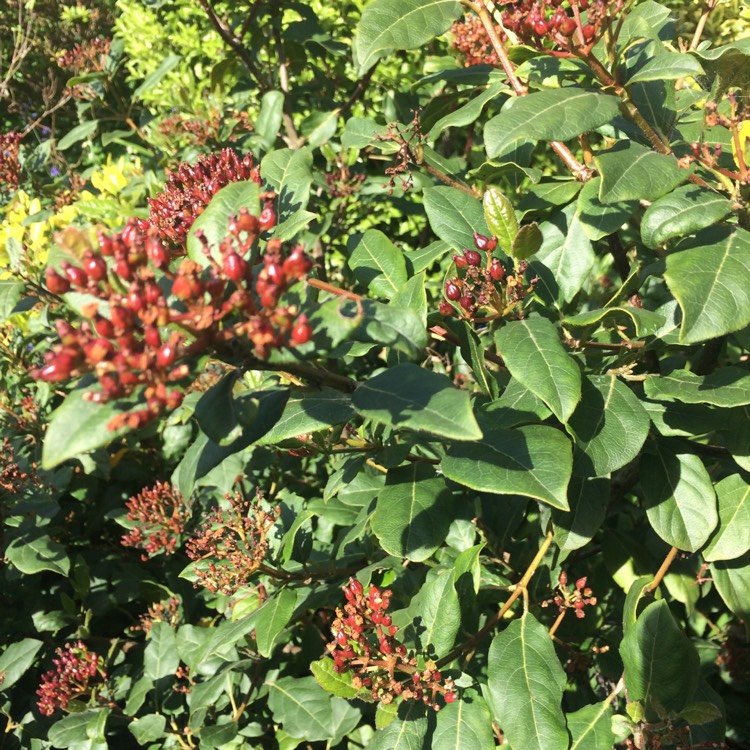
xmin=451 ymin=16 xmax=503 ymax=67
xmin=327 ymin=579 xmax=456 ymax=709
xmin=185 ymin=489 xmax=280 ymax=595
xmin=0 ymin=131 xmax=22 ymax=191
xmin=496 ymin=0 xmax=623 ymax=52
xmin=36 ymin=642 xmax=108 ymax=716
xmin=440 ymin=232 xmax=535 ymax=320
xmin=148 ymin=148 xmax=261 ymax=247
xmin=34 ymin=205 xmax=312 ymax=430
xmin=56 ymin=37 xmax=110 ymax=72
xmin=121 ymin=482 xmax=191 ymax=559
xmin=541 ymin=572 xmax=598 ymax=619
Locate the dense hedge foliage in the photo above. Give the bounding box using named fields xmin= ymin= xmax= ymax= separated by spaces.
xmin=2 ymin=1 xmax=750 ymax=748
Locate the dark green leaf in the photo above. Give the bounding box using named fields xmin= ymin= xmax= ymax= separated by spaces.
xmin=368 ymin=701 xmax=428 ymax=750
xmin=261 ymin=147 xmax=313 ymax=213
xmin=564 ymin=306 xmax=665 ymax=338
xmin=576 ymin=177 xmax=638 ymax=241
xmin=552 ymin=476 xmax=609 ymax=553
xmin=266 ymin=676 xmax=335 ymax=742
xmin=48 ymin=709 xmax=110 ymax=747
xmin=129 ymin=714 xmax=166 ymax=745
xmin=0 ymin=639 xmax=43 ymax=692
xmin=57 ymin=120 xmax=99 ymax=150
xmin=644 ymin=367 xmax=750 ymax=408
xmin=5 ymin=530 xmax=70 ymax=576
xmin=255 ymin=588 xmax=298 ymax=657
xmin=710 ymin=552 xmax=750 ymax=621
xmin=428 ymin=83 xmax=507 ymax=140
xmin=627 ymin=52 xmax=704 ymax=84
xmin=511 ymin=222 xmax=543 ymax=260
xmin=411 ymin=569 xmax=461 ymax=656
xmin=423 ymin=186 xmax=490 ymax=250
xmin=348 ymin=230 xmax=408 ymax=297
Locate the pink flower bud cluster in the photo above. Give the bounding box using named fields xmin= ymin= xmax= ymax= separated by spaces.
xmin=541 ymin=571 xmax=598 ymax=619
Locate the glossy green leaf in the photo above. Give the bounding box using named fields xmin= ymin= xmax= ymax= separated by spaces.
xmin=552 ymin=476 xmax=609 ymax=553
xmin=627 ymin=52 xmax=704 ymax=84
xmin=665 ymin=226 xmax=750 ymax=344
xmin=620 ymin=599 xmax=699 ymax=716
xmin=368 ymin=701 xmax=428 ymax=750
xmin=186 ymin=181 xmax=260 ymax=264
xmin=511 ymin=222 xmax=543 ymax=260
xmin=5 ymin=530 xmax=70 ymax=576
xmin=596 ymin=141 xmax=686 ymax=203
xmin=411 ymin=569 xmax=461 ymax=657
xmin=390 ymin=273 xmax=428 ymax=330
xmin=443 ymin=425 xmax=572 ymax=509
xmin=477 ymin=378 xmax=551 ymax=430
xmin=372 ymin=464 xmax=454 ymax=562
xmin=496 ymin=317 xmax=581 ymax=423
xmin=353 ymin=364 xmax=482 ymax=441
xmin=48 ymin=709 xmax=110 ymax=747
xmin=487 ymin=613 xmax=569 ymax=750
xmin=568 ymin=701 xmax=616 ymax=750
xmin=710 ymin=552 xmax=750 ymax=621
xmin=266 ymin=676 xmax=335 ymax=742
xmin=641 ymin=185 xmax=733 ymax=249
xmin=564 ymin=306 xmax=665 ymax=338
xmin=619 ymin=0 xmax=673 ymax=43
xmin=567 ymin=375 xmax=650 ymax=477
xmin=433 ymin=693 xmax=495 ymax=750
xmin=0 ymin=639 xmax=43 ymax=692
xmin=428 ymin=83 xmax=507 ymax=140
xmin=255 ymin=589 xmax=297 ymax=657
xmin=348 ymin=229 xmax=408 ymax=297
xmin=311 ymin=659 xmax=360 ymax=699
xmin=423 ymin=186 xmax=490 ymax=251
xmin=703 ymin=474 xmax=750 ymax=561
xmin=354 ymin=0 xmax=461 ymax=72
xmin=485 ymin=89 xmax=619 ymax=159
xmin=576 ymin=177 xmax=638 ymax=241
xmin=643 ymin=367 xmax=750 ymax=408
xmin=642 ymin=446 xmax=717 ymax=552
xmin=144 ymin=622 xmax=179 ymax=681
xmin=483 ymin=186 xmax=518 ymax=255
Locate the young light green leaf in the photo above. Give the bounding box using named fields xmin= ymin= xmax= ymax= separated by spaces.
xmin=348 ymin=229 xmax=408 ymax=297
xmin=496 ymin=317 xmax=582 ymax=423
xmin=487 ymin=613 xmax=569 ymax=750
xmin=703 ymin=474 xmax=750 ymax=561
xmin=255 ymin=589 xmax=297 ymax=657
xmin=352 ymin=364 xmax=482 ymax=441
xmin=483 ymin=187 xmax=518 ymax=255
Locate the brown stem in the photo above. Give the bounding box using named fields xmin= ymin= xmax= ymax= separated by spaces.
xmin=419 ymin=157 xmax=482 ymax=198
xmin=548 ymin=608 xmax=567 ymax=637
xmin=645 ymin=546 xmax=679 ymax=594
xmin=690 ymin=0 xmax=720 ymax=51
xmin=436 ymin=531 xmax=555 ymax=668
xmin=307 ymin=277 xmax=363 ymax=301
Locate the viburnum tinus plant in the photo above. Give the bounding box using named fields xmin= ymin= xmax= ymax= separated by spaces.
xmin=2 ymin=0 xmax=750 ymax=748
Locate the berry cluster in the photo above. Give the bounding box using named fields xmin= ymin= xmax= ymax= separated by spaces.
xmin=0 ymin=131 xmax=22 ymax=191
xmin=451 ymin=16 xmax=503 ymax=67
xmin=185 ymin=489 xmax=280 ymax=595
xmin=131 ymin=597 xmax=182 ymax=634
xmin=327 ymin=579 xmax=456 ymax=709
xmin=121 ymin=482 xmax=191 ymax=559
xmin=56 ymin=37 xmax=110 ymax=72
xmin=440 ymin=232 xmax=535 ymax=320
xmin=148 ymin=148 xmax=261 ymax=247
xmin=34 ymin=208 xmax=312 ymax=430
xmin=496 ymin=0 xmax=623 ymax=52
xmin=541 ymin=572 xmax=598 ymax=619
xmin=36 ymin=642 xmax=108 ymax=716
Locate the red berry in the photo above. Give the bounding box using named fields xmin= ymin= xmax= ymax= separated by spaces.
xmin=236 ymin=209 xmax=259 ymax=234
xmin=582 ymin=23 xmax=596 ymax=42
xmin=84 ymin=254 xmax=108 ymax=281
xmin=283 ymin=247 xmax=312 ymax=278
xmin=464 ymin=249 xmax=481 ymax=267
xmin=94 ymin=316 xmax=115 ymax=338
xmin=559 ymin=17 xmax=577 ymax=36
xmin=459 ymin=294 xmax=474 ymax=310
xmin=575 ymin=576 xmax=587 ymax=590
xmin=439 ymin=300 xmax=454 ymax=316
xmin=98 ymin=232 xmax=114 ymax=256
xmin=156 ymin=343 xmax=176 ymax=368
xmin=223 ymin=252 xmax=248 ymax=283
xmin=335 ymin=630 xmax=348 ymax=646
xmin=445 ymin=281 xmax=461 ymax=301
xmin=444 ymin=691 xmax=456 ymax=704
xmin=348 ymin=579 xmax=363 ymax=596
xmin=534 ymin=20 xmax=548 ymax=35
xmin=146 ymin=237 xmax=168 ymax=268
xmin=110 ymin=305 xmax=134 ymax=331
xmin=452 ymin=254 xmax=468 ymax=269
xmin=144 ymin=327 xmax=161 ymax=348
xmin=259 ymin=206 xmax=276 ymax=231
xmin=490 ymin=259 xmax=506 ymax=282
xmin=63 ymin=263 xmax=88 ymax=288
xmin=45 ymin=267 xmax=70 ymax=294
xmin=291 ymin=316 xmax=312 ymax=345
xmin=265 ymin=261 xmax=284 ymax=286
xmin=473 ymin=232 xmax=497 ymax=252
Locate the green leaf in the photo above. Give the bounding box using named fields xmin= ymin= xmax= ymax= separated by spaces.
xmin=664 ymin=226 xmax=750 ymax=344
xmin=627 ymin=52 xmax=704 ymax=84
xmin=254 ymin=91 xmax=285 ymax=151
xmin=703 ymin=474 xmax=750 ymax=562
xmin=354 ymin=0 xmax=461 ymax=72
xmin=352 ymin=364 xmax=483 ymax=441
xmin=620 ymin=599 xmax=699 ymax=717
xmin=261 ymin=147 xmax=313 ymax=214
xmin=576 ymin=177 xmax=638 ymax=241
xmin=423 ymin=186 xmax=490 ymax=251
xmin=411 ymin=569 xmax=461 ymax=657
xmin=442 ymin=425 xmax=572 ymax=509
xmin=567 ymin=375 xmax=650 ymax=477
xmin=144 ymin=622 xmax=179 ymax=681
xmin=133 ymin=53 xmax=180 ymax=98
xmin=476 ymin=378 xmax=551 ymax=429
xmin=428 ymin=83 xmax=508 ymax=140
xmin=266 ymin=676 xmax=335 ymax=742
xmin=641 ymin=185 xmax=733 ymax=249
xmin=622 ymin=576 xmax=654 ymax=635
xmin=496 ymin=317 xmax=582 ymax=423
xmin=483 ymin=187 xmax=518 ymax=255
xmin=129 ymin=714 xmax=167 ymax=745
xmin=0 ymin=639 xmax=43 ymax=692
xmin=552 ymin=476 xmax=609 ymax=553
xmin=710 ymin=552 xmax=750 ymax=621
xmin=256 ymin=388 xmax=355 ymax=445
xmin=372 ymin=464 xmax=454 ymax=562
xmin=273 ymin=209 xmax=318 ymax=242
xmin=619 ymin=0 xmax=673 ymax=44
xmin=255 ymin=588 xmax=297 ymax=657
xmin=567 ymin=701 xmax=615 ymax=750
xmin=433 ymin=693 xmax=495 ymax=750
xmin=5 ymin=530 xmax=70 ymax=576
xmin=450 ymin=319 xmax=498 ymax=399
xmin=0 ymin=280 xmax=24 ymax=322
xmin=48 ymin=709 xmax=110 ymax=747
xmin=348 ymin=230 xmax=408 ymax=297
xmin=564 ymin=306 xmax=665 ymax=338
xmin=595 ymin=141 xmax=686 ymax=203
xmin=485 ymin=89 xmax=619 ymax=159
xmin=487 ymin=613 xmax=568 ymax=750
xmin=643 ymin=367 xmax=750 ymax=408
xmin=57 ymin=120 xmax=99 ymax=150
xmin=511 ymin=222 xmax=543 ymax=260
xmin=368 ymin=701 xmax=428 ymax=750
xmin=642 ymin=446 xmax=717 ymax=552
xmin=311 ymin=659 xmax=360 ymax=699
xmin=390 ymin=272 xmax=428 ymax=329
xmin=186 ymin=180 xmax=260 ymax=264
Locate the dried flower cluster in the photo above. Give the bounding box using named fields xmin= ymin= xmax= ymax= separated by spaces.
xmin=440 ymin=232 xmax=536 ymax=320
xmin=451 ymin=16 xmax=502 ymax=67
xmin=121 ymin=482 xmax=191 ymax=559
xmin=33 ymin=201 xmax=312 ymax=429
xmin=36 ymin=642 xmax=107 ymax=716
xmin=541 ymin=572 xmax=598 ymax=619
xmin=148 ymin=149 xmax=261 ymax=247
xmin=0 ymin=132 xmax=22 ymax=191
xmin=57 ymin=37 xmax=110 ymax=72
xmin=131 ymin=597 xmax=182 ymax=634
xmin=185 ymin=490 xmax=280 ymax=595
xmin=157 ymin=111 xmax=254 ymax=148
xmin=326 ymin=579 xmax=456 ymax=709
